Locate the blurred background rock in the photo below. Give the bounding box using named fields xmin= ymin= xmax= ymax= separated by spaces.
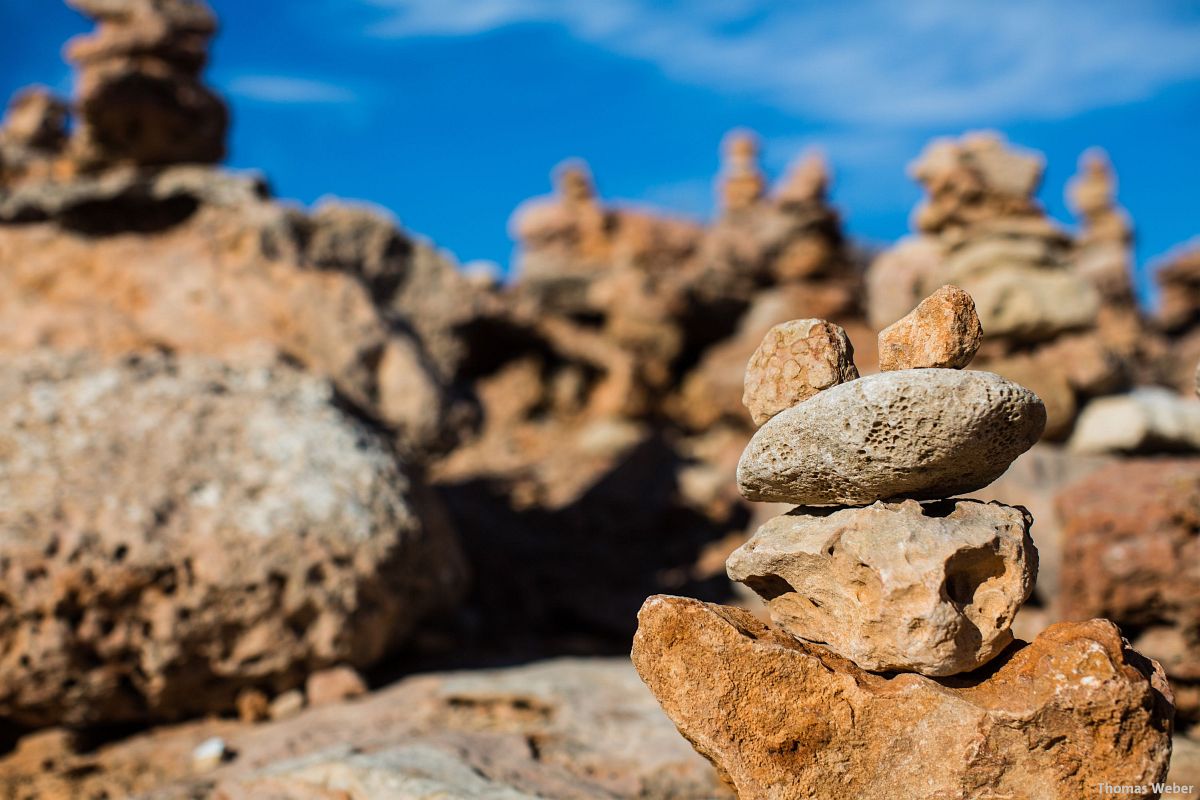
xmin=0 ymin=0 xmax=1198 ymax=796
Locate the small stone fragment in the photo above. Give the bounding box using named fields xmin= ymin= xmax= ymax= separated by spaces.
xmin=631 ymin=595 xmax=1173 ymax=800
xmin=305 ymin=666 xmax=367 ymax=708
xmin=192 ymin=737 xmax=229 ymax=772
xmin=742 ymin=318 xmax=859 ymax=426
xmin=726 ymin=500 xmax=1036 ymax=675
xmin=877 ymin=284 xmax=982 ymax=371
xmin=268 ymin=690 xmax=306 ymax=721
xmin=235 ymin=689 xmax=269 ymax=724
xmin=737 ymin=369 xmax=1045 ymax=505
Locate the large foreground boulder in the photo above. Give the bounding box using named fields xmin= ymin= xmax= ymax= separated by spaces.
xmin=0 ymin=351 xmax=466 ymax=727
xmin=632 ymin=595 xmax=1173 ymax=800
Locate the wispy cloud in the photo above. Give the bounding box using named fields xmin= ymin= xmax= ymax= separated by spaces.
xmin=358 ymin=0 xmax=1200 ymax=128
xmin=227 ymin=75 xmax=358 ymax=105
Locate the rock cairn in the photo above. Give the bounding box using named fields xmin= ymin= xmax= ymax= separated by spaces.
xmin=1068 ymin=148 xmax=1135 ymax=305
xmin=66 ymin=0 xmax=228 ymax=167
xmin=633 ymin=286 xmax=1174 ymax=798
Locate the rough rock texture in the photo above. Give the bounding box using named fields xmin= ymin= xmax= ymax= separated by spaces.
xmin=1168 ymin=734 xmax=1200 ymax=793
xmin=0 ymin=351 xmax=465 ymax=727
xmin=726 ymin=500 xmax=1036 ymax=675
xmin=1069 ymin=388 xmax=1200 ymax=454
xmin=965 ymin=443 xmax=1114 ymax=615
xmin=65 ymin=0 xmax=228 ymax=167
xmin=741 ymin=318 xmax=859 ymax=425
xmin=877 ymin=284 xmax=982 ymax=371
xmin=737 ymin=368 xmax=1045 ymax=505
xmin=633 ymin=596 xmax=1173 ymax=800
xmin=0 ymin=88 xmax=70 ymax=186
xmin=0 ymin=167 xmax=469 ymax=457
xmin=1058 ymin=459 xmax=1200 ymax=720
xmin=0 ymin=659 xmax=728 ymax=799
xmin=1161 ymin=247 xmax=1200 ymax=334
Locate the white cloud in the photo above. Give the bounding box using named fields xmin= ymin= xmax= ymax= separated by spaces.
xmin=359 ymin=0 xmax=1200 ymax=128
xmin=227 ymin=75 xmax=358 ymax=105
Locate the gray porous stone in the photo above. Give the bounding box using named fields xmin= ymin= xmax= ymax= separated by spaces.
xmin=736 ymin=368 xmax=1046 ymax=505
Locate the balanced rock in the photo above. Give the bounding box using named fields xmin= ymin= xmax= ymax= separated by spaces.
xmin=737 ymin=369 xmax=1045 ymax=505
xmin=726 ymin=500 xmax=1036 ymax=675
xmin=742 ymin=318 xmax=859 ymax=425
xmin=0 ymin=351 xmax=466 ymax=727
xmin=632 ymin=595 xmax=1173 ymax=800
xmin=877 ymin=284 xmax=981 ymax=371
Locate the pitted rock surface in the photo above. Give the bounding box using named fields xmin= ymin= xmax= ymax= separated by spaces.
xmin=741 ymin=318 xmax=859 ymax=426
xmin=0 ymin=350 xmax=465 ymax=727
xmin=726 ymin=500 xmax=1037 ymax=675
xmin=632 ymin=595 xmax=1173 ymax=800
xmin=736 ymin=368 xmax=1046 ymax=505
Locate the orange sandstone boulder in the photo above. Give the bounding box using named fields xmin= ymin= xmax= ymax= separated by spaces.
xmin=632 ymin=595 xmax=1173 ymax=800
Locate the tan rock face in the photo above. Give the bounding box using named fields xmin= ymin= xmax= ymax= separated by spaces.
xmin=877 ymin=284 xmax=982 ymax=371
xmin=726 ymin=500 xmax=1036 ymax=676
xmin=0 ymin=172 xmax=464 ymax=457
xmin=632 ymin=595 xmax=1174 ymax=800
xmin=1057 ymin=459 xmax=1200 ymax=718
xmin=0 ymin=351 xmax=465 ymax=727
xmin=741 ymin=318 xmax=859 ymax=425
xmin=737 ymin=369 xmax=1045 ymax=505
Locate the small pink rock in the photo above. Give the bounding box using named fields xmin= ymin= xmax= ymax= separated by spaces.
xmin=877 ymin=285 xmax=983 ymax=371
xmin=305 ymin=666 xmax=367 ymax=708
xmin=742 ymin=319 xmax=859 ymax=426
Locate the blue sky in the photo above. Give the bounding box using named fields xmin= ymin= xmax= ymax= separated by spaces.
xmin=3 ymin=1 xmax=1200 ymax=300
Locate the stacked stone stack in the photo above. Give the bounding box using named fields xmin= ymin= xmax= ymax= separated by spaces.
xmin=632 ymin=286 xmax=1175 ymax=798
xmin=66 ymin=0 xmax=229 ymax=168
xmin=730 ymin=285 xmax=1041 ymax=677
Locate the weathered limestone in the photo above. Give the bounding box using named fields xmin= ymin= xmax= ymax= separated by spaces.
xmin=1069 ymin=387 xmax=1200 ymax=454
xmin=726 ymin=500 xmax=1036 ymax=675
xmin=877 ymin=284 xmax=981 ymax=371
xmin=737 ymin=368 xmax=1045 ymax=505
xmin=741 ymin=318 xmax=859 ymax=425
xmin=632 ymin=596 xmax=1173 ymax=800
xmin=0 ymin=351 xmax=466 ymax=726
